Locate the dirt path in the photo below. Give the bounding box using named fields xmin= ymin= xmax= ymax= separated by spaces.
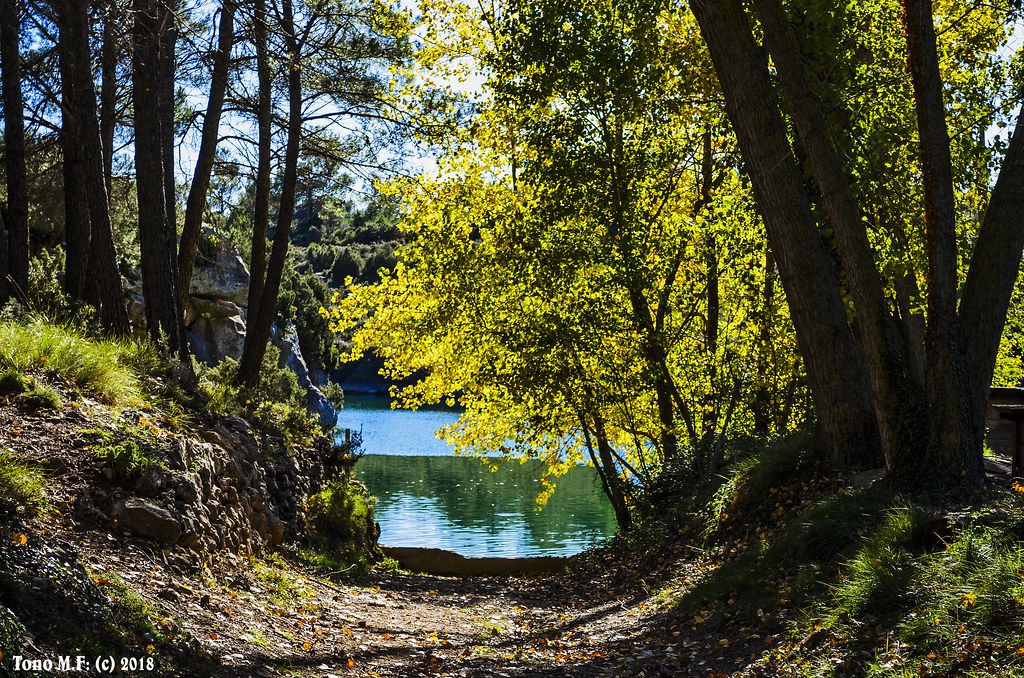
xmin=75 ymin=532 xmax=720 ymax=677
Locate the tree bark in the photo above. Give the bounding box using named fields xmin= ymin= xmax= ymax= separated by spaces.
xmin=133 ymin=0 xmax=191 ymax=359
xmin=55 ymin=0 xmax=129 ymax=335
xmin=237 ymin=0 xmax=300 ymax=389
xmin=688 ymin=0 xmax=883 ymax=467
xmin=957 ymin=113 xmax=1024 ymax=480
xmin=179 ymin=0 xmax=236 ymax=309
xmin=58 ymin=11 xmax=91 ymax=303
xmin=901 ymin=0 xmax=973 ymax=486
xmin=582 ymin=413 xmax=632 ymax=533
xmin=246 ymin=0 xmax=271 ymax=318
xmin=0 ymin=0 xmax=28 ymax=304
xmin=752 ymin=246 xmax=776 ymax=437
xmin=100 ymin=0 xmax=119 ymax=197
xmin=753 ymin=0 xmax=925 ymax=470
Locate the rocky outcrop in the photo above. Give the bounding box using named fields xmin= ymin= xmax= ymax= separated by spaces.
xmin=124 ymin=227 xmax=250 ymax=365
xmin=184 ymin=227 xmax=250 ymax=365
xmin=271 ymin=323 xmax=338 ymax=430
xmin=188 ymin=227 xmax=250 ymax=304
xmin=80 ymin=416 xmax=342 ymax=555
xmin=125 ymin=228 xmax=339 ymax=430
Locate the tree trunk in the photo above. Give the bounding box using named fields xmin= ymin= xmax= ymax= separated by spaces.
xmin=59 ymin=14 xmax=91 ymax=303
xmin=0 ymin=208 xmax=9 ymax=301
xmin=701 ymin=130 xmax=720 ymax=457
xmin=957 ymin=104 xmax=1024 ymax=483
xmin=688 ymin=0 xmax=883 ymax=467
xmin=580 ymin=414 xmax=632 ymax=533
xmin=55 ymin=0 xmax=129 ymax=335
xmin=237 ymin=0 xmax=300 ymax=389
xmin=100 ymin=0 xmax=118 ymax=197
xmin=0 ymin=0 xmax=28 ymax=304
xmin=179 ymin=0 xmax=236 ymax=309
xmin=753 ymin=0 xmax=925 ymax=470
xmin=752 ymin=246 xmax=776 ymax=436
xmin=133 ymin=0 xmax=191 ymax=361
xmin=900 ymin=0 xmax=973 ymax=486
xmin=246 ymin=0 xmax=271 ymax=317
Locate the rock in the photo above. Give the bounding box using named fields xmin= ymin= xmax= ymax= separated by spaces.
xmin=157 ymin=588 xmax=180 ymax=603
xmin=176 ymin=227 xmax=250 ymax=365
xmin=187 ymin=314 xmax=246 ymax=366
xmin=189 ymin=297 xmax=244 ymax=320
xmin=848 ymin=467 xmax=886 ymax=489
xmin=113 ymin=498 xmax=182 ymax=544
xmin=173 ymin=476 xmax=201 ymax=504
xmin=266 ymin=514 xmax=285 ymax=547
xmin=135 ymin=465 xmax=168 ymax=497
xmin=380 ymin=546 xmax=568 ymax=577
xmin=271 ymin=323 xmax=338 ymax=430
xmin=189 ymin=227 xmax=250 ymax=304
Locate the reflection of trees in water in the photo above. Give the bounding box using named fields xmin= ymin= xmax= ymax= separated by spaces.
xmin=356 ymin=455 xmax=617 ymax=552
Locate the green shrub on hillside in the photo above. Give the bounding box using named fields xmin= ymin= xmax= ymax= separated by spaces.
xmin=304 ymin=481 xmax=381 ymax=569
xmin=23 ymin=247 xmax=99 ymax=327
xmin=198 ymin=345 xmax=318 ymax=448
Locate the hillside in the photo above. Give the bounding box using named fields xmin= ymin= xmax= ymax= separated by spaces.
xmin=4 ymin=326 xmax=1024 ymax=677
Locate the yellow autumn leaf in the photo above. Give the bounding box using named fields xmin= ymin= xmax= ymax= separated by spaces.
xmin=12 ymin=533 xmax=27 ymax=546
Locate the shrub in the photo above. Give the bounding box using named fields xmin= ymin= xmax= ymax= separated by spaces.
xmin=25 ymin=247 xmax=99 ymax=328
xmin=321 ymin=381 xmax=345 ymax=410
xmin=330 ymin=248 xmax=363 ymax=286
xmin=198 ymin=344 xmax=318 ymax=448
xmin=92 ymin=437 xmax=164 ymax=482
xmin=304 ymin=481 xmax=381 ymax=567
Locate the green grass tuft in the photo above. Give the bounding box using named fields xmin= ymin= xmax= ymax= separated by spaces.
xmin=91 ymin=434 xmax=165 ymax=481
xmin=18 ymin=383 xmax=62 ymax=410
xmin=0 ymin=368 xmax=29 ymax=394
xmin=0 ymin=448 xmax=46 ymax=514
xmin=0 ymin=320 xmax=152 ymax=405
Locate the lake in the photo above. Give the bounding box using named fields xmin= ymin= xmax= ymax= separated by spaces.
xmin=335 ymin=395 xmax=618 ymax=558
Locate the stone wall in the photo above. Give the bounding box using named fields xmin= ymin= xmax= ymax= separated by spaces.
xmin=77 ymin=416 xmax=353 ymax=556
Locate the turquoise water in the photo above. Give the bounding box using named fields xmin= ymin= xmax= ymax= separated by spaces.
xmin=334 ymin=395 xmax=463 ymax=456
xmin=335 ymin=396 xmax=617 ymax=558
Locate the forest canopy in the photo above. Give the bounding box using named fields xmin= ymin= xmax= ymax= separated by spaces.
xmin=322 ymin=0 xmax=1024 ymax=521
xmin=1 ymin=0 xmax=1024 ymax=523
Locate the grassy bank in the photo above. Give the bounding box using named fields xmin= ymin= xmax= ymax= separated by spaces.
xmin=619 ymin=436 xmax=1024 ymax=676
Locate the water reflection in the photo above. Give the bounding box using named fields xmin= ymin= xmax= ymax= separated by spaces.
xmin=355 ymin=454 xmax=617 ymax=558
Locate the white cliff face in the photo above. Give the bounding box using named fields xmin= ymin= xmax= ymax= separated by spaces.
xmin=188 ymin=226 xmax=250 ymax=305
xmin=184 ymin=226 xmax=251 ymax=365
